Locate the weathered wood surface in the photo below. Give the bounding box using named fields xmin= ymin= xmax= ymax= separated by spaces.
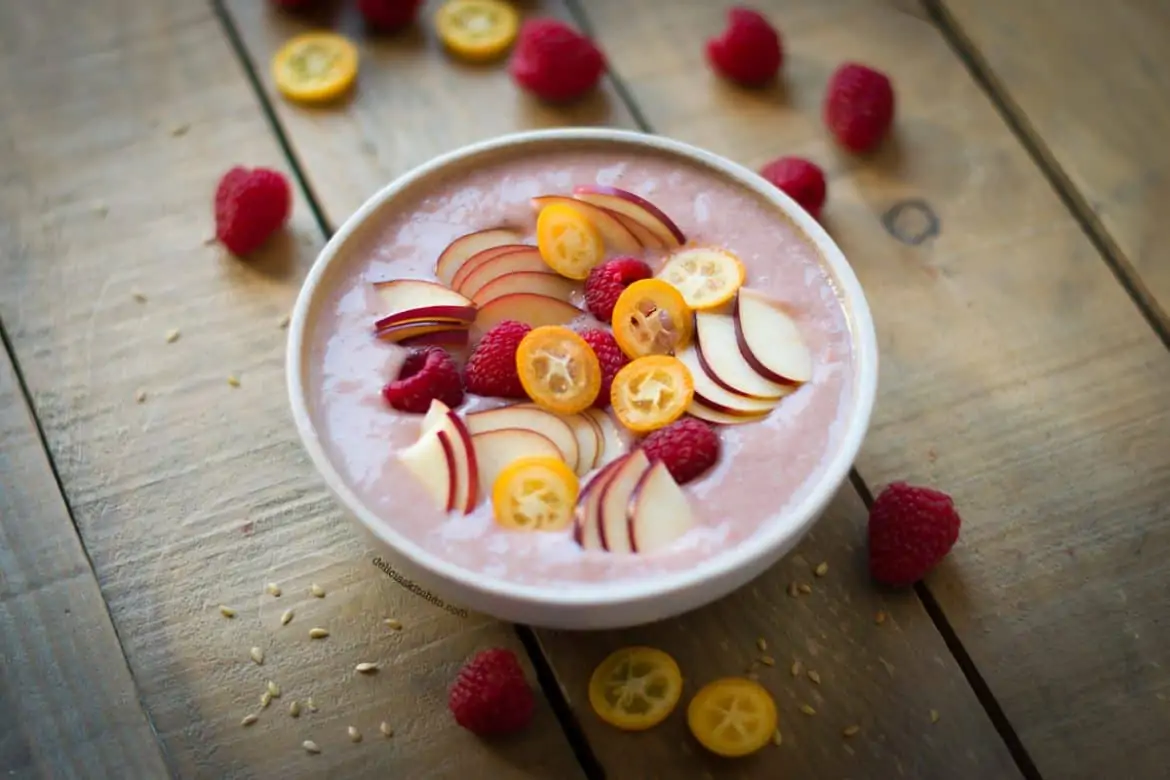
xmin=0 ymin=0 xmax=582 ymax=777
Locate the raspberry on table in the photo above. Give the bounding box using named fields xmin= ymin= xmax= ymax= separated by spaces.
xmin=382 ymin=347 xmax=465 ymax=414
xmin=639 ymin=418 xmax=720 ymax=486
xmin=824 ymin=62 xmax=896 ymax=153
xmin=584 ymin=257 xmax=653 ymax=322
xmin=464 ymin=320 xmax=531 ymax=399
xmin=449 ymin=648 xmax=536 ymax=737
xmin=579 ymin=329 xmax=628 ymax=410
xmin=706 ymin=7 xmax=783 ymax=87
xmin=214 ymin=166 xmax=292 ymax=256
xmin=759 ymin=157 xmax=827 ymax=220
xmin=358 ymin=0 xmax=424 ymax=32
xmin=867 ymin=482 xmax=961 ymax=586
xmin=509 ymin=18 xmax=606 ymax=103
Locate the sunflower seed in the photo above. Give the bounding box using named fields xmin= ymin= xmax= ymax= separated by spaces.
xmin=266 ymin=583 xmax=282 ymax=597
xmin=310 ymin=583 xmax=325 ymax=598
xmin=302 ymin=740 xmax=320 ymax=755
xmin=384 ymin=618 xmax=403 ymax=631
xmin=800 ymin=704 xmax=816 ymax=716
xmin=289 ymin=700 xmax=301 ymax=718
xmin=814 ymin=561 xmax=829 ymax=577
xmin=807 ymin=670 xmax=821 ymax=685
xmin=241 ymin=714 xmax=258 ymax=727
xmin=280 ymin=609 xmax=294 ymax=626
xmin=843 ymin=725 xmax=861 ymax=737
xmin=309 ymin=628 xmax=329 ymax=639
xmin=165 ymin=329 xmax=180 ymax=344
xmin=267 ymin=681 xmax=281 ymax=698
xmin=355 ymin=663 xmax=378 ymax=674
xmin=379 ymin=722 xmax=394 ymax=737
xmin=348 ymin=726 xmax=362 ymax=743
xmin=219 ymin=605 xmax=236 ymax=618
xmin=250 ymin=647 xmax=264 ymax=665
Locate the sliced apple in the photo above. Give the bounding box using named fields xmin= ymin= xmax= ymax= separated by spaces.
xmin=676 ymin=345 xmax=778 ymax=416
xmin=400 ymin=329 xmax=470 ymax=349
xmin=471 ymin=272 xmax=578 ymax=307
xmin=472 ymin=293 xmax=582 ymax=336
xmin=572 ymin=457 xmax=624 ymax=550
xmin=372 ymin=279 xmax=476 ymax=331
xmin=456 ymin=248 xmax=550 ymax=298
xmin=435 ymin=228 xmax=525 ymax=286
xmin=375 ymin=319 xmax=468 ymax=344
xmin=734 ymin=289 xmax=813 ymax=384
xmin=627 ymin=460 xmax=695 ymax=553
xmin=585 ymin=409 xmax=627 ymax=469
xmin=421 ymin=399 xmax=452 ymax=434
xmin=471 ymin=427 xmax=562 ymax=503
xmin=694 ymin=311 xmax=790 ymax=399
xmin=451 ymin=245 xmax=538 ymax=293
xmin=531 ymin=195 xmax=643 ymax=254
xmin=561 ymin=413 xmax=601 ymax=476
xmin=466 ymin=405 xmax=580 ymax=472
xmin=685 ymin=400 xmax=767 ymax=426
xmin=578 ymin=410 xmax=607 ymax=470
xmin=597 ymin=449 xmax=651 ymax=554
xmin=572 ymin=185 xmax=685 ymax=248
xmin=398 ymin=428 xmax=456 ymax=512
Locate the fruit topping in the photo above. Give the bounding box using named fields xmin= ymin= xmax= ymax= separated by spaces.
xmin=656 ymin=247 xmax=746 ymax=310
xmin=358 ymin=0 xmax=424 ymax=32
xmin=449 ymin=648 xmax=535 ymax=736
xmin=610 ymin=355 xmax=694 ymax=433
xmin=436 ymin=0 xmax=519 ymax=63
xmin=734 ymin=288 xmax=812 ymax=384
xmin=471 ymin=428 xmax=561 ymax=504
xmin=372 ymin=279 xmax=476 ymax=332
xmin=474 ymin=293 xmax=583 ymax=336
xmin=588 ymin=646 xmax=683 ymax=731
xmin=466 ymin=404 xmax=581 ymax=471
xmin=611 ymin=279 xmax=693 ymax=359
xmin=572 ymin=186 xmax=685 ymax=248
xmin=213 ymin=166 xmax=292 ymax=257
xmin=693 ymin=310 xmax=790 ymax=399
xmin=491 ymin=455 xmax=579 ymax=532
xmin=639 ymin=418 xmax=720 ymax=486
xmin=436 ymin=228 xmax=525 ymax=287
xmin=509 ymin=19 xmax=606 ymax=103
xmin=516 ymin=326 xmax=602 ymax=414
xmin=399 ymin=404 xmax=477 ymax=514
xmin=584 ymin=408 xmax=627 ymax=470
xmin=271 ymin=32 xmax=359 ymax=105
xmin=579 ymin=329 xmax=628 ymax=410
xmin=536 ymin=202 xmax=606 ymax=280
xmin=868 ymin=482 xmax=961 ymax=586
xmin=686 ymin=677 xmax=778 ymax=758
xmin=627 ymin=460 xmax=695 ymax=552
xmin=759 ymin=156 xmax=827 ymax=220
xmin=825 ymin=62 xmax=896 ymax=153
xmin=676 ymin=344 xmax=780 ymax=420
xmin=471 ymin=272 xmax=576 ymax=308
xmin=705 ymin=7 xmax=783 ymax=87
xmin=382 ymin=347 xmax=466 ymax=414
xmin=464 ymin=320 xmax=531 ymax=399
xmin=531 ymin=196 xmax=643 ymax=254
xmin=584 ymin=257 xmax=653 ymax=321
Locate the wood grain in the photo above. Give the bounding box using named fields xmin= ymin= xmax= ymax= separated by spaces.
xmin=0 ymin=1 xmax=581 ymax=777
xmin=939 ymin=0 xmax=1170 ymax=321
xmin=563 ymin=1 xmax=1170 ymax=777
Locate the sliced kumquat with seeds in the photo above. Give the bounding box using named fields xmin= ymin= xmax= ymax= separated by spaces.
xmin=588 ymin=646 xmax=683 ymax=731
xmin=272 ymin=32 xmax=359 ymax=105
xmin=536 ymin=202 xmax=606 ymax=280
xmin=436 ymin=0 xmax=520 ymax=62
xmin=516 ymin=326 xmax=602 ymax=414
xmin=491 ymin=456 xmax=579 ymax=531
xmin=610 ymin=355 xmax=693 ymax=433
xmin=656 ymin=246 xmax=746 ymax=310
xmin=687 ymin=677 xmax=778 ymax=758
xmin=611 ymin=279 xmax=693 ymax=359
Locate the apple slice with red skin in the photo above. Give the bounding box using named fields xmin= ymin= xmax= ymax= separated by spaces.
xmin=676 ymin=344 xmax=778 ymax=416
xmin=472 ymin=293 xmax=582 ymax=337
xmin=531 ymin=195 xmax=643 ymax=254
xmin=610 ymin=211 xmax=665 ymax=250
xmin=438 ymin=412 xmax=478 ymax=514
xmin=562 ymin=413 xmax=601 ymax=475
xmin=375 ymin=319 xmax=468 ymax=344
xmin=398 ymin=427 xmax=457 ymax=512
xmin=734 ymin=289 xmax=813 ymax=385
xmin=451 ymin=244 xmax=538 ymax=293
xmin=372 ymin=279 xmax=476 ymax=331
xmin=471 ymin=427 xmax=562 ymax=503
xmin=584 ymin=408 xmax=628 ymax=469
xmin=465 ymin=405 xmax=580 ymax=472
xmin=399 ymin=329 xmax=470 ymax=349
xmin=694 ymin=311 xmax=790 ymax=399
xmin=572 ymin=457 xmax=625 ymax=550
xmin=572 ymin=185 xmax=685 ymax=248
xmin=597 ymin=449 xmax=652 ymax=554
xmin=435 ymin=228 xmax=524 ymax=285
xmin=456 ymin=248 xmax=551 ymax=298
xmin=471 ymin=272 xmax=578 ymax=307
xmin=627 ymin=460 xmax=694 ymax=553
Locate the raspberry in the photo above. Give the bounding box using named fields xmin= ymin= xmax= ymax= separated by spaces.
xmin=382 ymin=347 xmax=464 ymax=414
xmin=824 ymin=63 xmax=895 ymax=153
xmin=214 ymin=166 xmax=292 ymax=256
xmin=759 ymin=157 xmax=827 ymax=220
xmin=706 ymin=7 xmax=783 ymax=87
xmin=579 ymin=329 xmax=628 ymax=409
xmin=509 ymin=19 xmax=606 ymax=103
xmin=868 ymin=482 xmax=961 ymax=587
xmin=584 ymin=257 xmax=653 ymax=322
xmin=357 ymin=0 xmax=423 ymax=32
xmin=639 ymin=418 xmax=720 ymax=486
xmin=449 ymin=648 xmax=535 ymax=736
xmin=464 ymin=321 xmax=531 ymax=399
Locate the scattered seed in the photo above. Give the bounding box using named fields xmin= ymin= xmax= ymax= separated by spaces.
xmin=203 ymin=236 xmax=217 ymax=246
xmin=306 ymin=697 xmax=318 ymax=713
xmin=227 ymin=375 xmax=240 ymax=388
xmin=814 ymin=561 xmax=829 ymax=577
xmin=380 ymin=721 xmax=394 ymax=737
xmin=787 ymin=582 xmax=800 ymax=598
xmin=790 ymin=660 xmax=803 ymax=677
xmin=348 ymin=726 xmax=362 ymax=743
xmin=250 ymin=647 xmax=264 ymax=665
xmin=219 ymin=605 xmax=236 ymax=618
xmin=309 ymin=628 xmax=329 ymax=639
xmin=807 ymin=670 xmax=821 ymax=685
xmin=384 ymin=618 xmax=403 ymax=631
xmin=310 ymin=583 xmax=325 ymax=598
xmin=746 ymin=671 xmax=759 ymax=681
xmin=132 ymin=290 xmax=147 ymax=303
xmin=875 ymin=610 xmax=887 ymax=625
xmin=260 ymin=691 xmax=272 ymax=709
xmin=772 ymin=729 xmax=783 ymax=747
xmin=135 ymin=388 xmax=147 ymax=404
xmin=756 ymin=637 xmax=768 ymax=652
xmin=280 ymin=609 xmax=294 ymax=626
xmin=241 ymin=714 xmax=258 ymax=727
xmin=302 ymin=740 xmax=320 ymax=755
xmin=843 ymin=725 xmax=860 ymax=737
xmin=266 ymin=582 xmax=282 ymax=597
xmin=165 ymin=329 xmax=180 ymax=344
xmin=759 ymin=655 xmax=775 ymax=667
xmin=355 ymin=663 xmax=379 ymax=674
xmin=798 ymin=583 xmax=812 ymax=595
xmin=267 ymin=681 xmax=281 ymax=698
xmin=171 ymin=123 xmax=190 ymax=137
xmin=800 ymin=704 xmax=817 ymax=717
xmin=930 ymin=709 xmax=940 ymax=724
xmin=279 ymin=314 xmax=291 ymax=329
xmin=289 ymin=700 xmax=301 ymax=718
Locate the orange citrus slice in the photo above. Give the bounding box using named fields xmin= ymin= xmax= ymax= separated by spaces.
xmin=491 ymin=456 xmax=579 ymax=531
xmin=536 ymin=202 xmax=606 ymax=280
xmin=272 ymin=32 xmax=359 ymax=105
xmin=516 ymin=326 xmax=602 ymax=414
xmin=588 ymin=646 xmax=683 ymax=731
xmin=610 ymin=355 xmax=693 ymax=433
xmin=687 ymin=677 xmax=778 ymax=758
xmin=435 ymin=0 xmax=519 ymax=62
xmin=656 ymin=247 xmax=746 ymax=310
xmin=611 ymin=279 xmax=693 ymax=359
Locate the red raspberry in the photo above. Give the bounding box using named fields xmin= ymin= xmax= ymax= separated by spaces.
xmin=759 ymin=157 xmax=827 ymax=220
xmin=382 ymin=347 xmax=464 ymax=414
xmin=825 ymin=63 xmax=896 ymax=153
xmin=214 ymin=166 xmax=292 ymax=256
xmin=579 ymin=329 xmax=628 ymax=409
xmin=706 ymin=7 xmax=783 ymax=87
xmin=639 ymin=418 xmax=720 ymax=486
xmin=357 ymin=0 xmax=423 ymax=32
xmin=509 ymin=19 xmax=606 ymax=103
xmin=868 ymin=482 xmax=961 ymax=586
xmin=584 ymin=257 xmax=652 ymax=322
xmin=464 ymin=321 xmax=531 ymax=399
xmin=449 ymin=648 xmax=535 ymax=736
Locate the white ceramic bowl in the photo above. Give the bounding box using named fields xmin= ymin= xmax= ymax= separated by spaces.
xmin=287 ymin=128 xmax=878 ymax=630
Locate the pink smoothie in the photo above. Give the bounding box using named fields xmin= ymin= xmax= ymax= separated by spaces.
xmin=305 ymin=146 xmax=855 ymax=587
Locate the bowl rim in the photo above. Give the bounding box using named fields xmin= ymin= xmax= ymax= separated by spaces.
xmin=287 ymin=127 xmax=878 ymax=610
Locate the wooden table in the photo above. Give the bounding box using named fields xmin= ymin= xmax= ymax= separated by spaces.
xmin=3 ymin=1 xmax=1168 ymax=777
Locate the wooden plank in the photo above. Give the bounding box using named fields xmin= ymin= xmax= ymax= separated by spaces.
xmin=0 ymin=342 xmax=170 ymax=779
xmin=939 ymin=0 xmax=1170 ymax=320
xmin=0 ymin=1 xmax=582 ymax=778
xmin=562 ymin=0 xmax=1170 ymax=777
xmin=225 ymin=1 xmax=1022 ymax=776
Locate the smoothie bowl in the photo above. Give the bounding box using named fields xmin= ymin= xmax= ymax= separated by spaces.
xmin=287 ymin=128 xmax=877 ymax=630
